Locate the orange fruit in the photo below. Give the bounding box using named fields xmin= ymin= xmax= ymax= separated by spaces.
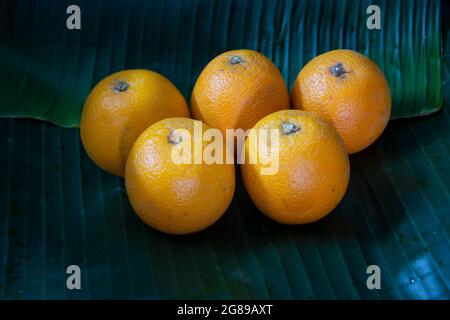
xmin=80 ymin=69 xmax=189 ymax=177
xmin=191 ymin=49 xmax=289 ymax=133
xmin=241 ymin=110 xmax=349 ymax=224
xmin=291 ymin=49 xmax=391 ymax=154
xmin=125 ymin=117 xmax=235 ymax=235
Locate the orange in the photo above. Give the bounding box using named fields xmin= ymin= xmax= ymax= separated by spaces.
xmin=291 ymin=49 xmax=391 ymax=154
xmin=80 ymin=69 xmax=189 ymax=177
xmin=241 ymin=110 xmax=349 ymax=224
xmin=191 ymin=49 xmax=289 ymax=133
xmin=125 ymin=118 xmax=235 ymax=235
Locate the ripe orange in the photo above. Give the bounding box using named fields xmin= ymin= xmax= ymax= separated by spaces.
xmin=291 ymin=49 xmax=391 ymax=154
xmin=191 ymin=49 xmax=289 ymax=133
xmin=125 ymin=118 xmax=235 ymax=235
xmin=80 ymin=69 xmax=189 ymax=177
xmin=241 ymin=110 xmax=349 ymax=224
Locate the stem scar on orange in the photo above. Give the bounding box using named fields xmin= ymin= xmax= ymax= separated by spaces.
xmin=241 ymin=110 xmax=350 ymax=224
xmin=80 ymin=69 xmax=189 ymax=177
xmin=191 ymin=49 xmax=290 ymax=133
xmin=291 ymin=49 xmax=391 ymax=154
xmin=125 ymin=118 xmax=235 ymax=235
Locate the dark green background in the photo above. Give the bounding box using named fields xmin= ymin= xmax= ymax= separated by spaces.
xmin=0 ymin=0 xmax=449 ymax=299
xmin=0 ymin=0 xmax=442 ymax=125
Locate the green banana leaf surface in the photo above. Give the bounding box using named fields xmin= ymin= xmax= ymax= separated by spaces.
xmin=0 ymin=0 xmax=449 ymax=299
xmin=0 ymin=0 xmax=443 ymax=126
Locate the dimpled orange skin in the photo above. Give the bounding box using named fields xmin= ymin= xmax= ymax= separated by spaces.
xmin=241 ymin=110 xmax=350 ymax=224
xmin=191 ymin=49 xmax=290 ymax=133
xmin=291 ymin=49 xmax=391 ymax=154
xmin=80 ymin=69 xmax=189 ymax=177
xmin=125 ymin=118 xmax=235 ymax=235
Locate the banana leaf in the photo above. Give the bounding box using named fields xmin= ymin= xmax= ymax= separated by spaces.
xmin=1 ymin=104 xmax=450 ymax=299
xmin=0 ymin=0 xmax=443 ymax=127
xmin=0 ymin=0 xmax=449 ymax=300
